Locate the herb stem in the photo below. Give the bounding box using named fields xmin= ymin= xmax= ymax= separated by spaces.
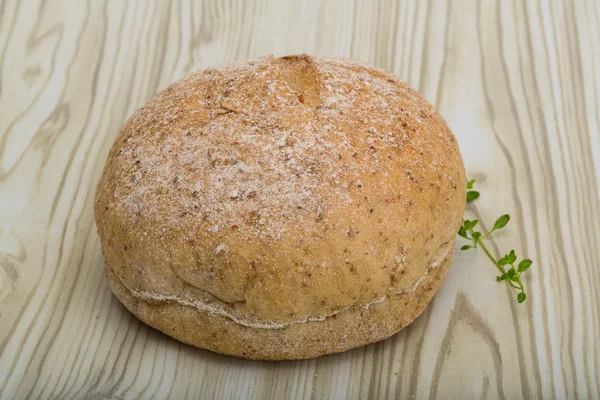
xmin=510 ymin=264 xmax=525 ymax=292
xmin=475 ymin=236 xmax=504 ymax=274
xmin=470 ymin=228 xmax=521 ymax=290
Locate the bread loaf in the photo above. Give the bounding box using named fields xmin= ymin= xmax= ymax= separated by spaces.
xmin=94 ymin=54 xmax=466 ymax=360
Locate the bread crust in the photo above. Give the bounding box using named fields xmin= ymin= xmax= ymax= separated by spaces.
xmin=94 ymin=54 xmax=466 ymax=359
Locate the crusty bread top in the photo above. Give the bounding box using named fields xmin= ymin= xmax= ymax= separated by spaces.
xmin=94 ymin=54 xmax=466 ymax=328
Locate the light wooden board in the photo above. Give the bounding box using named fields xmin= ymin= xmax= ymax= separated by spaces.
xmin=1 ymin=0 xmax=599 ymax=398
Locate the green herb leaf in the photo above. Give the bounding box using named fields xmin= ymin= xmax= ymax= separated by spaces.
xmin=497 ymin=273 xmax=508 ymax=281
xmin=517 ymin=292 xmax=527 ymax=303
xmin=493 ymin=214 xmax=510 ymax=231
xmin=466 ymin=191 xmax=480 ymax=203
xmin=507 ymin=250 xmax=517 ymax=264
xmin=498 ymin=256 xmax=509 ymax=266
xmin=518 ymin=259 xmax=532 ymax=272
xmin=461 ymin=245 xmax=472 ymax=251
xmin=507 ymin=268 xmax=516 ymax=279
xmin=467 ymin=179 xmax=476 ymax=189
xmin=463 ymin=219 xmax=478 ymax=230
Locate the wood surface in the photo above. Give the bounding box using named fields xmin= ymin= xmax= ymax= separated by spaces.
xmin=1 ymin=0 xmax=599 ymax=398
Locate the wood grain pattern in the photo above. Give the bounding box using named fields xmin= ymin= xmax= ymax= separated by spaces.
xmin=0 ymin=0 xmax=598 ymax=398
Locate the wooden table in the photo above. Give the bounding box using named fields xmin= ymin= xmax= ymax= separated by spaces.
xmin=1 ymin=1 xmax=599 ymax=398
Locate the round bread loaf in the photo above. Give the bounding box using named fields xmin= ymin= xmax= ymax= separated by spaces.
xmin=94 ymin=54 xmax=466 ymax=360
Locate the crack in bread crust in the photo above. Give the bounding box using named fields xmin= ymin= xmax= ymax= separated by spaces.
xmin=108 ymin=244 xmax=452 ymax=330
xmin=104 ymin=244 xmax=454 ymax=360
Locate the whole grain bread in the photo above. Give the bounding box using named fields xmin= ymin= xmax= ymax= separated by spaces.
xmin=94 ymin=54 xmax=466 ymax=360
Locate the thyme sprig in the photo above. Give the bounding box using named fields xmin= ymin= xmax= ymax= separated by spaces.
xmin=458 ymin=179 xmax=531 ymax=303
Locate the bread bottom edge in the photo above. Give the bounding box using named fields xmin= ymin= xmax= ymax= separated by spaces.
xmin=104 ymin=246 xmax=454 ymax=360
